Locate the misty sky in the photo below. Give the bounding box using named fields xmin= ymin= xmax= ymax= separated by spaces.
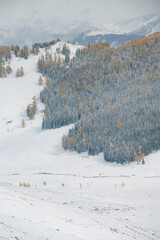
xmin=0 ymin=0 xmax=160 ymax=45
xmin=0 ymin=0 xmax=160 ymax=27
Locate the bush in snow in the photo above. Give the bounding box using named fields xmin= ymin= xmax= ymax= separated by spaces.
xmin=27 ymin=98 xmax=38 ymax=120
xmin=16 ymin=67 xmax=24 ymax=77
xmin=21 ymin=119 xmax=26 ymax=128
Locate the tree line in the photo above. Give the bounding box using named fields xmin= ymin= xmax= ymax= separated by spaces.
xmin=39 ymin=33 xmax=160 ymax=163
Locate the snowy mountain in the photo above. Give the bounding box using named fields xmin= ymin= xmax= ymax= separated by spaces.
xmin=75 ymin=14 xmax=160 ymax=46
xmin=0 ymin=20 xmax=91 ymax=47
xmin=75 ymin=33 xmax=141 ymax=47
xmin=0 ymin=14 xmax=160 ymax=47
xmin=0 ymin=40 xmax=160 ymax=239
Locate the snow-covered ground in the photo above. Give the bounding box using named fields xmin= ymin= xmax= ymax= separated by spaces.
xmin=0 ymin=43 xmax=160 ymax=240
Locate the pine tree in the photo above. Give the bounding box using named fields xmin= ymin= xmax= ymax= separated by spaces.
xmin=32 ymin=101 xmax=38 ymax=113
xmin=16 ymin=68 xmax=21 ymax=77
xmin=38 ymin=76 xmax=43 ymax=85
xmin=16 ymin=67 xmax=24 ymax=77
xmin=21 ymin=119 xmax=25 ymax=128
xmin=20 ymin=67 xmax=24 ymax=76
xmin=65 ymin=53 xmax=70 ymax=65
xmin=6 ymin=65 xmax=12 ymax=74
xmin=62 ymin=135 xmax=67 ymax=150
xmin=45 ymin=74 xmax=51 ymax=87
xmin=29 ymin=110 xmax=34 ymax=120
xmin=19 ymin=45 xmax=29 ymax=59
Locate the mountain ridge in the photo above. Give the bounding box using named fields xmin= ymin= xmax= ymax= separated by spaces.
xmin=0 ymin=14 xmax=160 ymax=47
xmin=75 ymin=14 xmax=160 ymax=46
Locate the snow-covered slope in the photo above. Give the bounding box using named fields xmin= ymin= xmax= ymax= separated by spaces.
xmin=0 ymin=43 xmax=160 ymax=240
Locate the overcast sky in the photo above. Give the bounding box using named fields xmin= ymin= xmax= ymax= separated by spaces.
xmin=0 ymin=0 xmax=160 ymax=27
xmin=0 ymin=0 xmax=159 ymax=45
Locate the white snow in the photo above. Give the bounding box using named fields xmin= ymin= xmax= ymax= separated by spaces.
xmin=86 ymin=14 xmax=160 ymax=36
xmin=0 ymin=43 xmax=160 ymax=240
xmin=46 ymin=41 xmax=83 ymax=60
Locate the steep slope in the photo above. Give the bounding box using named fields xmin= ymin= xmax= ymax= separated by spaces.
xmin=0 ymin=41 xmax=160 ymax=239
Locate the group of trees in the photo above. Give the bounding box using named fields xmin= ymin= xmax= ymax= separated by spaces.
xmin=26 ymin=97 xmax=38 ymax=120
xmin=11 ymin=45 xmax=20 ymax=57
xmin=30 ymin=45 xmax=39 ymax=55
xmin=11 ymin=45 xmax=29 ymax=59
xmin=38 ymin=76 xmax=43 ymax=85
xmin=67 ymin=40 xmax=76 ymax=45
xmin=37 ymin=43 xmax=71 ymax=69
xmin=37 ymin=51 xmax=66 ymax=77
xmin=0 ymin=46 xmax=12 ymax=77
xmin=19 ymin=45 xmax=29 ymax=59
xmin=11 ymin=44 xmax=39 ymax=57
xmin=16 ymin=67 xmax=24 ymax=77
xmin=33 ymin=39 xmax=60 ymax=49
xmin=2 ymin=38 xmax=73 ymax=63
xmin=0 ymin=63 xmax=12 ymax=77
xmin=0 ymin=46 xmax=12 ymax=61
xmin=39 ymin=33 xmax=160 ymax=163
xmin=36 ymin=42 xmax=74 ymax=77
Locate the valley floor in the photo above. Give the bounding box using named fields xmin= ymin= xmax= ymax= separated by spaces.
xmin=0 ymin=46 xmax=160 ymax=240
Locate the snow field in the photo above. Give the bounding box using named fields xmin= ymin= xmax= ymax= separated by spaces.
xmin=0 ymin=42 xmax=160 ymax=240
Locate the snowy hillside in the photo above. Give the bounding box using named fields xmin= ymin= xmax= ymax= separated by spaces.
xmin=0 ymin=42 xmax=160 ymax=240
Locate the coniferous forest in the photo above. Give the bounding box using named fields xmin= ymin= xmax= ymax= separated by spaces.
xmin=39 ymin=33 xmax=160 ymax=163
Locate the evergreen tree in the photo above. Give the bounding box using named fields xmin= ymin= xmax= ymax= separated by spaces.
xmin=21 ymin=119 xmax=25 ymax=128
xmin=29 ymin=110 xmax=34 ymax=120
xmin=45 ymin=74 xmax=51 ymax=87
xmin=20 ymin=67 xmax=24 ymax=76
xmin=19 ymin=45 xmax=29 ymax=59
xmin=38 ymin=76 xmax=43 ymax=85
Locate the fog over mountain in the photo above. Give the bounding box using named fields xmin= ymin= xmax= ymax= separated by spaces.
xmin=0 ymin=0 xmax=160 ymax=46
xmin=75 ymin=14 xmax=160 ymax=46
